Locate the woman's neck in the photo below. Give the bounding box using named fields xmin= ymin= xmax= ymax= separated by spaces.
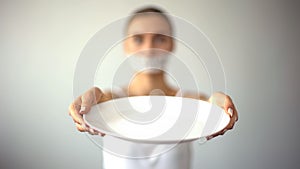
xmin=127 ymin=72 xmax=176 ymax=96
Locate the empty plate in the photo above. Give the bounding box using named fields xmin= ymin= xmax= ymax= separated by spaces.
xmin=83 ymin=96 xmax=230 ymax=144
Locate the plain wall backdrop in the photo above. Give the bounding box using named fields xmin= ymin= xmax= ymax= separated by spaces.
xmin=0 ymin=0 xmax=299 ymax=169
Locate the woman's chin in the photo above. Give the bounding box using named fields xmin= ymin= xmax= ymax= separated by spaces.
xmin=137 ymin=69 xmax=164 ymax=75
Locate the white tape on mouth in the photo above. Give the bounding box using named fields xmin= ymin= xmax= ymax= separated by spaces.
xmin=127 ymin=54 xmax=169 ymax=74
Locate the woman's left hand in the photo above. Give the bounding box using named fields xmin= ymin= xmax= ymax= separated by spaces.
xmin=207 ymin=92 xmax=238 ymax=140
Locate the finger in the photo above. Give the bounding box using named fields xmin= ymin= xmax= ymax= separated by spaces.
xmin=227 ymin=106 xmax=238 ymax=125
xmin=226 ymin=108 xmax=233 ymax=117
xmin=85 ymin=124 xmax=106 ymax=136
xmin=206 ymin=135 xmax=214 ymax=141
xmin=213 ymin=128 xmax=228 ymax=138
xmin=227 ymin=121 xmax=234 ymax=130
xmin=224 ymin=99 xmax=234 ymax=116
xmin=207 ymin=110 xmax=237 ymax=141
xmin=207 ymin=129 xmax=225 ymax=140
xmin=223 ymin=100 xmax=238 ymax=124
xmin=70 ymin=104 xmax=85 ymax=125
xmin=76 ymin=123 xmax=88 ymax=132
xmin=206 ymin=132 xmax=219 ymax=141
xmin=226 ymin=115 xmax=236 ymax=130
xmin=72 ymin=97 xmax=83 ymax=114
xmin=68 ymin=102 xmax=80 ymax=116
xmin=87 ymin=128 xmax=106 ymax=136
xmin=69 ymin=96 xmax=82 ymax=116
xmin=96 ymin=130 xmax=106 ymax=137
xmin=87 ymin=128 xmax=98 ymax=135
xmin=225 ymin=96 xmax=238 ymax=122
xmin=72 ymin=110 xmax=84 ymax=124
xmin=76 ymin=122 xmax=104 ymax=136
xmin=222 ymin=129 xmax=228 ymax=134
xmin=80 ymin=93 xmax=95 ymax=115
xmin=78 ymin=105 xmax=91 ymax=115
xmin=233 ymin=105 xmax=238 ymax=121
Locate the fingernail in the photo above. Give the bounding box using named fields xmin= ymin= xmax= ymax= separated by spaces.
xmin=79 ymin=106 xmax=86 ymax=114
xmin=228 ymin=108 xmax=233 ymax=117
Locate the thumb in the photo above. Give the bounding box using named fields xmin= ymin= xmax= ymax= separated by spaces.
xmin=79 ymin=105 xmax=91 ymax=115
xmin=80 ymin=92 xmax=98 ymax=114
xmin=80 ymin=87 xmax=103 ymax=114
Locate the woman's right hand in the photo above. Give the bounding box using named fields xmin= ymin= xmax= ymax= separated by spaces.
xmin=68 ymin=87 xmax=106 ymax=136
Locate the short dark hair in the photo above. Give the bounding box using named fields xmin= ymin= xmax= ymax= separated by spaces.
xmin=134 ymin=6 xmax=165 ymax=14
xmin=125 ymin=6 xmax=173 ymax=35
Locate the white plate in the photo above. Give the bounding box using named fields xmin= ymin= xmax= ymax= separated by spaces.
xmin=83 ymin=96 xmax=230 ymax=144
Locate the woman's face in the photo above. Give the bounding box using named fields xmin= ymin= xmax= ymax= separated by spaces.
xmin=124 ymin=14 xmax=174 ymax=55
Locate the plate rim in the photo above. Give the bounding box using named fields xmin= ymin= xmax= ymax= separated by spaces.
xmin=83 ymin=96 xmax=230 ymax=144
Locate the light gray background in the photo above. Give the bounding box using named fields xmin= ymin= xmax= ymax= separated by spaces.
xmin=0 ymin=0 xmax=299 ymax=169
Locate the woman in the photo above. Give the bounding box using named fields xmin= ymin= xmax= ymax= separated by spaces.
xmin=68 ymin=6 xmax=238 ymax=169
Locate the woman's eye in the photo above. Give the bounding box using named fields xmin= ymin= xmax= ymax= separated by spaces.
xmin=133 ymin=36 xmax=142 ymax=44
xmin=154 ymin=36 xmax=166 ymax=43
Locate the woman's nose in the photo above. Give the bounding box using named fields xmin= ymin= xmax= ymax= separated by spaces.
xmin=142 ymin=39 xmax=155 ymax=50
xmin=139 ymin=39 xmax=155 ymax=56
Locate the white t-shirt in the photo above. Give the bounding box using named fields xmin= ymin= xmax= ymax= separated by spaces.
xmin=102 ymin=136 xmax=192 ymax=169
xmin=102 ymin=88 xmax=193 ymax=169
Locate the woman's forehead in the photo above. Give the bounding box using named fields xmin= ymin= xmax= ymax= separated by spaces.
xmin=127 ymin=14 xmax=172 ymax=36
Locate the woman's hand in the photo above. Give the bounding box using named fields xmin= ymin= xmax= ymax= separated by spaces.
xmin=207 ymin=92 xmax=238 ymax=140
xmin=68 ymin=87 xmax=106 ymax=136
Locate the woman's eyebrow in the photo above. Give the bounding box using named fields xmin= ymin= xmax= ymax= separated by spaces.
xmin=154 ymin=34 xmax=171 ymax=38
xmin=126 ymin=34 xmax=142 ymax=39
